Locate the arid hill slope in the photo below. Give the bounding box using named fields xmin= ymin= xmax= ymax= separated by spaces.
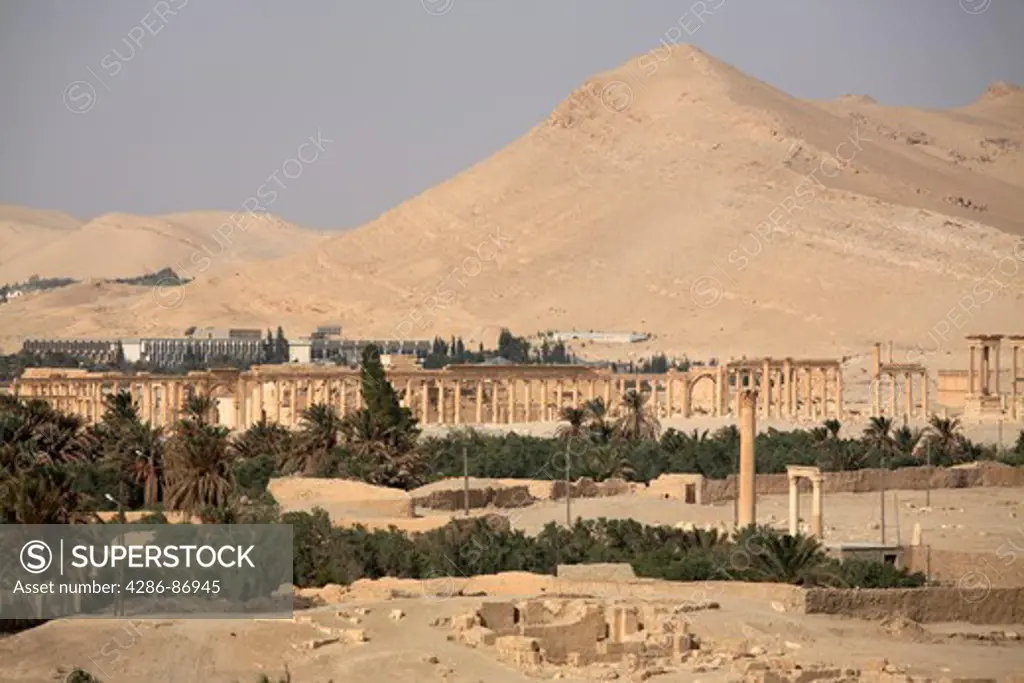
xmin=0 ymin=210 xmax=323 ymax=284
xmin=1 ymin=46 xmax=1021 ymax=363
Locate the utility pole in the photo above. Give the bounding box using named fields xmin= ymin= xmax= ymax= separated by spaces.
xmin=880 ymin=452 xmax=887 ymax=545
xmin=925 ymin=442 xmax=931 ymax=508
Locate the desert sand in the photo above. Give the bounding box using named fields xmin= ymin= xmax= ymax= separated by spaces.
xmin=1 ymin=46 xmax=1021 ymax=368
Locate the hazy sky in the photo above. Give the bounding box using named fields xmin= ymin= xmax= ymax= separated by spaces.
xmin=1 ymin=1 xmax=1021 ymax=230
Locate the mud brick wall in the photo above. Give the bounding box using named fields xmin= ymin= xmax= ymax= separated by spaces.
xmin=802 ymin=587 xmax=1024 ymax=624
xmin=906 ymin=546 xmax=1024 ymax=588
xmin=704 ymin=463 xmax=1024 ymax=503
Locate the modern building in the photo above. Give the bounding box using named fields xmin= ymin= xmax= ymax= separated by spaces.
xmin=289 ymin=327 xmax=431 ymax=365
xmin=23 ymin=328 xmax=265 ymax=370
xmin=22 ymin=338 xmax=122 ymax=364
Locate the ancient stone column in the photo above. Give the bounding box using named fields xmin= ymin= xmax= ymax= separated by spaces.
xmin=760 ymin=359 xmax=771 ymax=417
xmin=588 ymin=379 xmax=596 ymax=402
xmin=821 ymin=370 xmax=830 ymax=419
xmin=716 ymin=365 xmax=726 ymax=416
xmin=475 ymin=381 xmax=484 ymax=423
xmin=904 ymin=372 xmax=913 ymax=421
xmin=804 ymin=368 xmax=813 ymax=420
xmin=507 ymin=378 xmax=516 ymax=424
xmin=738 ymin=390 xmax=758 ymax=528
xmin=452 ymin=380 xmax=461 ymax=425
xmin=603 ymin=378 xmax=611 ymax=409
xmin=540 ymin=378 xmax=548 ymax=421
xmin=810 ymin=477 xmax=823 ymax=539
xmin=889 ymin=373 xmax=897 ymax=418
xmin=788 ymin=475 xmax=799 ymax=536
xmin=681 ymin=376 xmax=691 ymax=418
xmin=554 ymin=381 xmax=563 ymax=416
xmin=421 ymin=380 xmax=429 ymax=424
xmin=405 ymin=379 xmax=413 ymax=409
xmin=438 ymin=379 xmax=446 ymax=424
xmin=835 ymin=368 xmax=843 ymax=419
xmin=968 ymin=344 xmax=977 ymax=395
xmin=525 ymin=380 xmax=533 ymax=421
xmin=1012 ymin=346 xmax=1019 ymax=421
xmin=994 ymin=342 xmax=1002 ymax=396
xmin=783 ymin=359 xmax=793 ymax=418
xmin=274 ymin=381 xmax=283 ymax=424
xmin=665 ymin=375 xmax=674 ymax=418
xmin=921 ymin=372 xmax=929 ymax=420
xmin=491 ymin=378 xmax=499 ymax=421
xmin=340 ymin=379 xmax=348 ymax=416
xmin=733 ymin=370 xmax=742 ymax=416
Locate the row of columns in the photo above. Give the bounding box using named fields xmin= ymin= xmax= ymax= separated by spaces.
xmin=872 ymin=371 xmax=929 ymax=421
xmin=15 ymin=379 xmax=193 ymax=426
xmin=729 ymin=362 xmax=843 ymax=420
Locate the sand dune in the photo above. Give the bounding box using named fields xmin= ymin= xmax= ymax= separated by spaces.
xmin=2 ymin=45 xmax=1022 ymax=364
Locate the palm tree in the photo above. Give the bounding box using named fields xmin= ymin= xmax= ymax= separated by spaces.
xmin=102 ymin=390 xmax=139 ymax=423
xmin=893 ymin=425 xmax=926 ymax=459
xmin=924 ymin=415 xmax=964 ymax=463
xmin=823 ymin=419 xmax=842 ymax=440
xmin=555 ymin=407 xmax=588 ymax=442
xmin=583 ymin=397 xmax=615 ymax=443
xmin=581 ymin=444 xmax=636 ymax=481
xmin=183 ymin=392 xmax=218 ymax=426
xmin=863 ymin=416 xmax=896 ymax=465
xmin=232 ymin=415 xmax=293 ymax=461
xmin=163 ymin=420 xmax=234 ymax=515
xmin=284 ymin=403 xmax=344 ymax=475
xmin=740 ymin=528 xmax=829 ymax=585
xmin=614 ymin=389 xmax=661 ymax=441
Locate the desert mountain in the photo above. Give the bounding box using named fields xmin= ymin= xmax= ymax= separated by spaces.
xmin=2 ymin=45 xmax=1022 ymax=367
xmin=0 ymin=209 xmax=323 ymax=284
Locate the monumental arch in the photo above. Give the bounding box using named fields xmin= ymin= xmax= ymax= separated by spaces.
xmin=13 ymin=356 xmax=846 ymax=430
xmin=786 ymin=465 xmax=824 ymax=539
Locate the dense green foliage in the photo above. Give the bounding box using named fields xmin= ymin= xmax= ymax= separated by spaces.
xmin=112 ymin=266 xmax=192 ymax=287
xmin=285 ymin=510 xmax=926 ymax=590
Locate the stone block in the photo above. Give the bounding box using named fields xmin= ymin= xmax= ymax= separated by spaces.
xmin=342 ymin=629 xmax=367 ymax=643
xmin=460 ymin=626 xmax=497 ymax=647
xmin=450 ymin=612 xmax=478 ymax=631
xmin=478 ymin=601 xmax=518 ymax=632
xmin=496 ymin=635 xmax=540 ymax=653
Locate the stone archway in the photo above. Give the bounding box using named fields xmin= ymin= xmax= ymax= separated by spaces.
xmin=687 ymin=372 xmax=718 ymax=416
xmin=207 ymin=382 xmax=235 ymax=429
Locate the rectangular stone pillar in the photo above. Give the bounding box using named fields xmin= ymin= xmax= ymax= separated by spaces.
xmin=665 ymin=376 xmax=673 ymax=418
xmin=994 ymin=343 xmax=1002 ymax=395
xmin=454 ymin=380 xmax=462 ymax=425
xmin=421 ymin=380 xmax=429 ymax=424
xmin=603 ymin=378 xmax=611 ymax=410
xmin=804 ymin=369 xmax=812 ymax=419
xmin=835 ymin=368 xmax=843 ymax=419
xmin=783 ymin=359 xmax=793 ymax=417
xmin=738 ymin=391 xmax=757 ymax=528
xmin=821 ymin=370 xmax=829 ymax=419
xmin=733 ymin=370 xmax=742 ymax=416
xmin=904 ymin=372 xmax=913 ymax=421
xmin=889 ymin=374 xmax=897 ymax=418
xmin=525 ymin=380 xmax=533 ymax=421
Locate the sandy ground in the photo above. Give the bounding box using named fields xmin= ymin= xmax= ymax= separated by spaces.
xmin=2 ymin=590 xmax=1022 ymax=682
xmin=451 ymin=486 xmax=1024 ymax=555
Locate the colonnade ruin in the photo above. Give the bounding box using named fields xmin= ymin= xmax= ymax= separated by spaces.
xmin=12 ymin=357 xmax=843 ymax=430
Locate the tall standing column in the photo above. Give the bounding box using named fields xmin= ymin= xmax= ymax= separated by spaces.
xmin=738 ymin=390 xmax=758 ymax=528
xmin=681 ymin=377 xmax=690 ymax=418
xmin=405 ymin=380 xmax=413 ymax=409
xmin=804 ymin=369 xmax=813 ymax=420
xmin=821 ymin=369 xmax=830 ymax=419
xmin=918 ymin=372 xmax=928 ymax=420
xmin=835 ymin=368 xmax=843 ymax=419
xmin=783 ymin=359 xmax=793 ymax=418
xmin=421 ymin=380 xmax=430 ymax=424
xmin=603 ymin=378 xmax=611 ymax=410
xmin=489 ymin=380 xmax=497 ymax=423
xmin=340 ymin=379 xmax=348 ymax=416
xmin=788 ymin=476 xmax=799 ymax=536
xmin=811 ymin=477 xmax=823 ymax=539
xmin=525 ymin=380 xmax=533 ymax=421
xmin=1012 ymin=346 xmax=1019 ymax=421
xmin=994 ymin=343 xmax=1002 ymax=396
xmin=904 ymin=372 xmax=913 ymax=421
xmin=968 ymin=344 xmax=977 ymax=395
xmin=475 ymin=381 xmax=484 ymax=423
xmin=760 ymin=359 xmax=771 ymax=417
xmin=507 ymin=378 xmax=516 ymax=424
xmin=666 ymin=376 xmax=674 ymax=418
xmin=274 ymin=381 xmax=282 ymax=424
xmin=541 ymin=380 xmax=550 ymax=421
xmin=733 ymin=370 xmax=742 ymax=416
xmin=889 ymin=373 xmax=897 ymax=418
xmin=454 ymin=380 xmax=462 ymax=425
xmin=438 ymin=380 xmax=446 ymax=425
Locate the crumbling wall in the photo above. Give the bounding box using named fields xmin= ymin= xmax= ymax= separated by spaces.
xmin=905 ymin=546 xmax=1024 ymax=588
xmin=802 ymin=587 xmax=1024 ymax=624
xmin=413 ymin=485 xmax=535 ymax=511
xmin=704 ymin=462 xmax=1024 ymax=503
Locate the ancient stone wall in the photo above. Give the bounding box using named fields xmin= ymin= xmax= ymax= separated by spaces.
xmin=703 ymin=462 xmax=1024 ymax=503
xmin=802 ymin=587 xmax=1024 ymax=624
xmin=906 ymin=546 xmax=1024 ymax=588
xmin=412 ymin=485 xmax=536 ymax=511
